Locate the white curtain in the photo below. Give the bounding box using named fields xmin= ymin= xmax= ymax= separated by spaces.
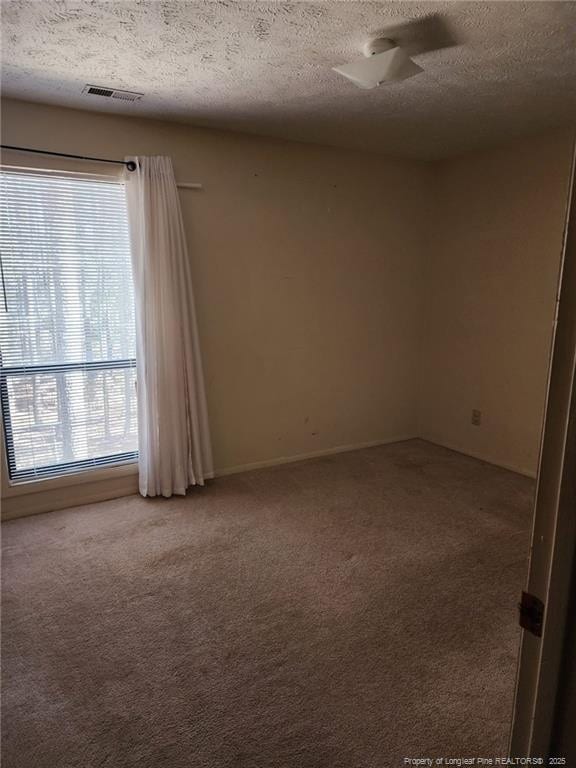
xmin=125 ymin=156 xmax=213 ymax=497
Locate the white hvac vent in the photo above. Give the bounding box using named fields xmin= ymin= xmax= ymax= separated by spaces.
xmin=82 ymin=84 xmax=143 ymax=102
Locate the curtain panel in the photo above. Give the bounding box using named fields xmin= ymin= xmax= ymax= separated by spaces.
xmin=125 ymin=156 xmax=213 ymax=497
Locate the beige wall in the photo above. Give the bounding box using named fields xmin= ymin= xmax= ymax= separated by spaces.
xmin=0 ymin=99 xmax=572 ymax=517
xmin=0 ymin=99 xmax=431 ymax=516
xmin=419 ymin=130 xmax=574 ymax=477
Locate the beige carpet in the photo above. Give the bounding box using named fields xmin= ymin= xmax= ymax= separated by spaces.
xmin=1 ymin=439 xmax=533 ymax=768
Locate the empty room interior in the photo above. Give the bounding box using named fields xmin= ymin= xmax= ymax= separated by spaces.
xmin=1 ymin=1 xmax=575 ymax=766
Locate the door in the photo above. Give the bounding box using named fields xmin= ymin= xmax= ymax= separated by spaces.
xmin=509 ymin=137 xmax=576 ymax=756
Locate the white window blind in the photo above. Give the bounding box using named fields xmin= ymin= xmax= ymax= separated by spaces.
xmin=0 ymin=169 xmax=138 ymax=481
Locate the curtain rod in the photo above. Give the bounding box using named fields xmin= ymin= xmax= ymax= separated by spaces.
xmin=0 ymin=144 xmax=137 ymax=171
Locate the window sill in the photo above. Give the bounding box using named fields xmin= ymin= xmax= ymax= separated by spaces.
xmin=2 ymin=459 xmax=138 ymax=499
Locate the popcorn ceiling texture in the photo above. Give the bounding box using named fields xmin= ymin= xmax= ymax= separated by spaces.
xmin=2 ymin=0 xmax=576 ymax=158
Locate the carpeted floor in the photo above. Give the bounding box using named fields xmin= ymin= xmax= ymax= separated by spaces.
xmin=1 ymin=439 xmax=534 ymax=768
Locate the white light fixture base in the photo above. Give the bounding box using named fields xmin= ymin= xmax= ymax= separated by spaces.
xmin=363 ymin=38 xmax=396 ymax=57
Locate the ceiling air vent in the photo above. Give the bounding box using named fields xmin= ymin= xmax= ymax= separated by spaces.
xmin=82 ymin=84 xmax=143 ymax=102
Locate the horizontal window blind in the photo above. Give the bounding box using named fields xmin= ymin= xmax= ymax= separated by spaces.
xmin=0 ymin=169 xmax=138 ymax=481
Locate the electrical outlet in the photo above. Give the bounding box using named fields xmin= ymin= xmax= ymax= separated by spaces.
xmin=471 ymin=409 xmax=482 ymax=426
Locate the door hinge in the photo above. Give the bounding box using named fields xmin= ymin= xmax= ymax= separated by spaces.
xmin=519 ymin=591 xmax=545 ymax=637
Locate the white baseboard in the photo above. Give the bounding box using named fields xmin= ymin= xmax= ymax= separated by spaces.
xmin=2 ymin=434 xmax=536 ymax=522
xmin=421 ymin=438 xmax=538 ymax=479
xmin=212 ymin=435 xmax=417 ymax=478
xmin=1 ymin=436 xmax=416 ymax=522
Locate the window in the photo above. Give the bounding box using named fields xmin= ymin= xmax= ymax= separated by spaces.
xmin=0 ymin=169 xmax=138 ymax=482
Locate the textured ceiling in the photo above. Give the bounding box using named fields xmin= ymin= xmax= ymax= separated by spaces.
xmin=1 ymin=1 xmax=576 ymax=159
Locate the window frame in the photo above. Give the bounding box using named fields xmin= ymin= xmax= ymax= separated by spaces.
xmin=0 ymin=164 xmax=139 ymax=485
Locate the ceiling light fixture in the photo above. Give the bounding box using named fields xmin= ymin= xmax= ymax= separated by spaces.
xmin=333 ymin=38 xmax=423 ymax=90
